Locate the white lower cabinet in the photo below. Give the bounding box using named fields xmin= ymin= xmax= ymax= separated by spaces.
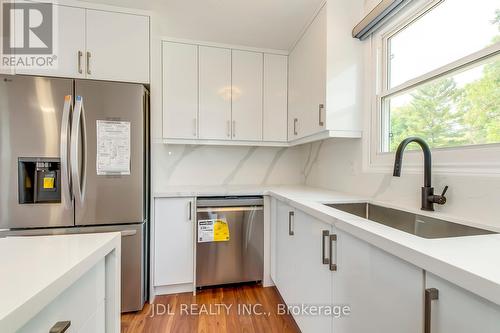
xmin=425 ymin=273 xmax=500 ymax=333
xmin=272 ymin=199 xmax=424 ymax=333
xmin=154 ymin=198 xmax=195 ymax=290
xmin=274 ymin=201 xmax=333 ymax=332
xmin=18 ymin=259 xmax=105 ymax=333
xmin=332 ymin=229 xmax=423 ymax=333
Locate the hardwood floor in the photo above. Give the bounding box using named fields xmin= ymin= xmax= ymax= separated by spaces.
xmin=121 ymin=284 xmax=300 ymax=333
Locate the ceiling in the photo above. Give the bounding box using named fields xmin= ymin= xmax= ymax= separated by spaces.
xmin=81 ymin=0 xmax=324 ymax=51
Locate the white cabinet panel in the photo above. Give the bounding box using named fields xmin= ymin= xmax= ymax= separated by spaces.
xmin=15 ymin=5 xmax=86 ymax=78
xmin=154 ymin=198 xmax=195 ymax=286
xmin=274 ymin=201 xmax=297 ymax=304
xmin=18 ymin=260 xmax=105 ymax=333
xmin=332 ymin=230 xmax=423 ymax=333
xmin=292 ymin=210 xmax=333 ymax=333
xmin=288 ymin=5 xmax=326 ymax=140
xmin=263 ymin=54 xmax=288 ymax=142
xmin=86 ymin=10 xmax=149 ymax=83
xmin=162 ymin=42 xmax=198 ymax=139
xmin=426 ymin=273 xmax=500 ymax=333
xmin=199 ymin=46 xmax=232 ymax=140
xmin=231 ymin=50 xmax=263 ymax=141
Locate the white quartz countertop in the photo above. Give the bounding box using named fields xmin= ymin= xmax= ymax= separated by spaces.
xmin=155 ymin=185 xmax=500 ymax=306
xmin=0 ymin=233 xmax=121 ymax=332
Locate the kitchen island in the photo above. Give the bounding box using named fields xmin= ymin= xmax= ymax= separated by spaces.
xmin=0 ymin=233 xmax=121 ymax=333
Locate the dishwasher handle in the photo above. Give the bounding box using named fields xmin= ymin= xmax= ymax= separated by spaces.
xmin=197 ymin=206 xmax=263 ymax=213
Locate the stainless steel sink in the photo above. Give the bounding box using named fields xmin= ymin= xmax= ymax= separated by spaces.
xmin=324 ymin=203 xmax=496 ymax=239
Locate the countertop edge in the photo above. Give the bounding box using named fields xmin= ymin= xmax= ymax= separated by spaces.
xmin=0 ymin=233 xmax=121 ymax=332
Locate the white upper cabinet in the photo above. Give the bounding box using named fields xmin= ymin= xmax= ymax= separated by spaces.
xmin=199 ymin=46 xmax=232 ymax=140
xmin=8 ymin=4 xmax=149 ymax=83
xmin=288 ymin=5 xmax=326 ymax=140
xmin=162 ymin=42 xmax=198 ymax=139
xmin=263 ymin=54 xmax=288 ymax=142
xmin=231 ymin=50 xmax=263 ymax=141
xmin=15 ymin=5 xmax=86 ymax=78
xmin=162 ymin=41 xmax=288 ymax=146
xmin=86 ymin=10 xmax=149 ymax=83
xmin=288 ymin=0 xmax=363 ymax=144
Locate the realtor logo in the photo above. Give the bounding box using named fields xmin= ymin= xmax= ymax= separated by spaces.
xmin=2 ymin=2 xmax=53 ymax=54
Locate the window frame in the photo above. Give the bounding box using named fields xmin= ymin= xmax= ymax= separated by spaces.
xmin=366 ymin=0 xmax=500 ymax=175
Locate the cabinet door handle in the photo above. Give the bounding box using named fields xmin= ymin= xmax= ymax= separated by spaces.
xmin=322 ymin=230 xmax=330 ymax=265
xmin=86 ymin=51 xmax=91 ymax=75
xmin=77 ymin=51 xmax=83 ymax=74
xmin=188 ymin=201 xmax=193 ymax=221
xmin=319 ymin=104 xmax=325 ymax=126
xmin=293 ymin=118 xmax=298 ymax=136
xmin=193 ymin=118 xmax=197 ymax=137
xmin=288 ymin=211 xmax=294 ymax=236
xmin=49 ymin=321 xmax=71 ymax=333
xmin=232 ymin=120 xmax=236 ymax=138
xmin=424 ymin=288 xmax=439 ymax=333
xmin=227 ymin=120 xmax=231 ymax=138
xmin=329 ymin=234 xmax=337 ymax=271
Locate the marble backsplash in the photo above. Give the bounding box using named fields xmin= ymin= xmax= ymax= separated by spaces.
xmin=152 ymin=143 xmax=308 ymax=192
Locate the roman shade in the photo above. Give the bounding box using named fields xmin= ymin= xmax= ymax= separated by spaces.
xmin=352 ymin=0 xmax=411 ymax=40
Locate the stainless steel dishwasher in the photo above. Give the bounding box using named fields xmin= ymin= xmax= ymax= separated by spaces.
xmin=196 ymin=197 xmax=264 ymax=288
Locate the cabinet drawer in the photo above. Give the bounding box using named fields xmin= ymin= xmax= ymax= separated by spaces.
xmin=18 ymin=259 xmax=105 ymax=333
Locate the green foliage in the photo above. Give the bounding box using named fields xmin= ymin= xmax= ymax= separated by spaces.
xmin=388 ymin=9 xmax=500 ymax=151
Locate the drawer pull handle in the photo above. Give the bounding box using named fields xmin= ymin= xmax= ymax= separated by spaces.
xmin=322 ymin=230 xmax=330 ymax=264
xmin=424 ymin=288 xmax=439 ymax=333
xmin=329 ymin=234 xmax=337 ymax=271
xmin=288 ymin=211 xmax=294 ymax=236
xmin=49 ymin=321 xmax=71 ymax=333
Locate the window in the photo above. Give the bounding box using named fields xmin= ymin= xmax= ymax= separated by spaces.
xmin=378 ymin=0 xmax=500 ymax=153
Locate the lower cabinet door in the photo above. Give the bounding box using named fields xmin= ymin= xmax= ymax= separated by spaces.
xmin=274 ymin=201 xmax=297 ymax=305
xmin=18 ymin=259 xmax=105 ymax=333
xmin=332 ymin=230 xmax=423 ymax=333
xmin=291 ymin=210 xmax=334 ymax=333
xmin=154 ymin=197 xmax=195 ymax=287
xmin=425 ymin=273 xmax=500 ymax=333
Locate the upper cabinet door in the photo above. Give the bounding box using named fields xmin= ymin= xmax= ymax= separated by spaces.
xmin=231 ymin=50 xmax=263 ymax=141
xmin=198 ymin=46 xmax=231 ymax=140
xmin=263 ymin=54 xmax=288 ymax=142
xmin=162 ymin=42 xmax=198 ymax=139
xmin=15 ymin=5 xmax=86 ymax=78
xmin=288 ymin=5 xmax=327 ymax=139
xmin=86 ymin=10 xmax=149 ymax=83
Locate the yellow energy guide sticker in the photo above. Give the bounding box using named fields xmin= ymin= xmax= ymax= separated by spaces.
xmin=198 ymin=218 xmax=230 ymax=242
xmin=43 ymin=177 xmax=54 ymax=189
xmin=213 ymin=219 xmax=230 ymax=242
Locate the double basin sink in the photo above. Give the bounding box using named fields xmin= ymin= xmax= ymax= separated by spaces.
xmin=324 ymin=202 xmax=495 ymax=239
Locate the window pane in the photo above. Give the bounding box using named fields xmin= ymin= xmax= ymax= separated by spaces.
xmin=383 ymin=55 xmax=500 ymax=152
xmin=388 ymin=0 xmax=499 ymax=88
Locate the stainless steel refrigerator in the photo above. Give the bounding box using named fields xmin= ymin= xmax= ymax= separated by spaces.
xmin=0 ymin=75 xmax=149 ymax=312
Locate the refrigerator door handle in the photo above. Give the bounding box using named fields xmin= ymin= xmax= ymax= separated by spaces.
xmin=70 ymin=96 xmax=87 ymax=205
xmin=60 ymin=95 xmax=73 ymax=207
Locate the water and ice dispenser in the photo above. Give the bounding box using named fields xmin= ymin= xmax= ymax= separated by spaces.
xmin=18 ymin=158 xmax=61 ymax=204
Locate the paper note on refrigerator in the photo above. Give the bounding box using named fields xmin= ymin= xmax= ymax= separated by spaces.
xmin=96 ymin=120 xmax=131 ymax=175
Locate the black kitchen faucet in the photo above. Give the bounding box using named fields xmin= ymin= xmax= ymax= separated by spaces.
xmin=393 ymin=137 xmax=448 ymax=211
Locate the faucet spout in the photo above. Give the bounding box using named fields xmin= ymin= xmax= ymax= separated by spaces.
xmin=393 ymin=137 xmax=432 ymax=188
xmin=392 ymin=137 xmax=447 ymax=211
